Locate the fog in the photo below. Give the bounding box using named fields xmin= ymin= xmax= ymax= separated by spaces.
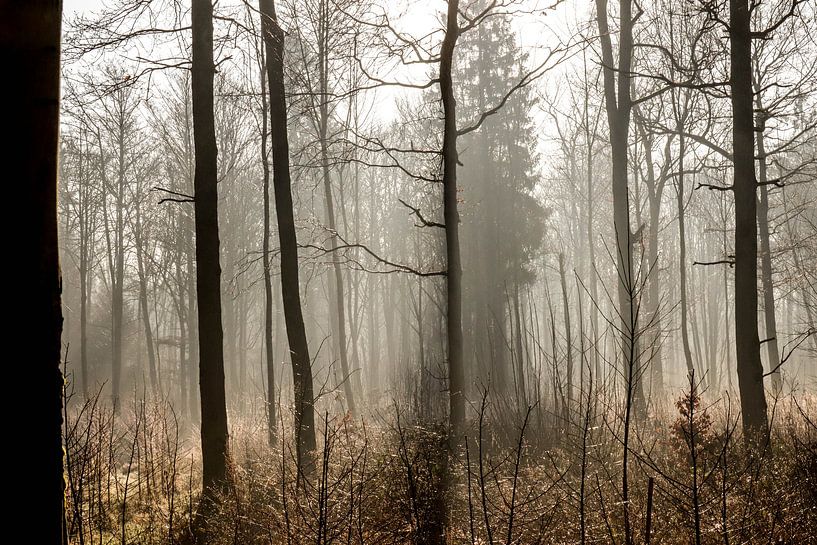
xmin=22 ymin=0 xmax=817 ymax=541
xmin=58 ymin=0 xmax=816 ymax=419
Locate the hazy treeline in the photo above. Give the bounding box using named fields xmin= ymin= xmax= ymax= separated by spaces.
xmin=57 ymin=0 xmax=816 ymax=424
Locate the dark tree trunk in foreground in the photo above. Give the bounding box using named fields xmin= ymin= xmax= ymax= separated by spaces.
xmin=729 ymin=0 xmax=769 ymax=445
xmin=440 ymin=0 xmax=465 ymax=436
xmin=9 ymin=1 xmax=66 ymax=542
xmin=260 ymin=0 xmax=317 ymax=465
xmin=192 ymin=0 xmax=230 ymax=500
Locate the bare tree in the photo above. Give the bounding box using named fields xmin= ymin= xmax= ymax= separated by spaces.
xmin=439 ymin=0 xmax=466 ymax=435
xmin=260 ymin=0 xmax=318 ymax=466
xmin=729 ymin=0 xmax=769 ymax=445
xmin=191 ymin=0 xmax=230 ymax=507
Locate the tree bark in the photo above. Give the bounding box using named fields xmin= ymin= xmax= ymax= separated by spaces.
xmin=440 ymin=0 xmax=465 ymax=436
xmin=10 ymin=1 xmax=67 ymax=541
xmin=191 ymin=0 xmax=230 ymax=500
xmin=260 ymin=0 xmax=317 ymax=465
xmin=730 ymin=0 xmax=770 ymax=445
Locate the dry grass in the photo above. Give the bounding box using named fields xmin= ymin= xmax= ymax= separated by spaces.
xmin=63 ymin=387 xmax=817 ymax=544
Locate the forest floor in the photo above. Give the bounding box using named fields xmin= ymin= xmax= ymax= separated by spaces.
xmin=63 ymin=387 xmax=817 ymax=544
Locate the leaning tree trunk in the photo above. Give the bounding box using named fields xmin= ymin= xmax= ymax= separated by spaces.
xmin=191 ymin=0 xmax=230 ymax=503
xmin=440 ymin=0 xmax=465 ymax=436
xmin=730 ymin=0 xmax=770 ymax=445
xmin=260 ymin=0 xmax=317 ymax=466
xmin=11 ymin=2 xmax=66 ymax=542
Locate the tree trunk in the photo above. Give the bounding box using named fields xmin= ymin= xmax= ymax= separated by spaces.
xmin=177 ymin=279 xmax=189 ymax=422
xmin=513 ymin=282 xmax=527 ymax=408
xmin=595 ymin=0 xmax=645 ymax=423
xmin=11 ymin=1 xmax=67 ymax=541
xmin=186 ymin=217 xmax=200 ymax=424
xmin=559 ymin=254 xmax=573 ymax=415
xmin=191 ymin=0 xmax=230 ymax=500
xmin=647 ymin=192 xmax=662 ymax=392
xmin=321 ymin=138 xmax=357 ymax=416
xmin=173 ymin=219 xmax=190 ymax=423
xmin=677 ymin=129 xmax=695 ymax=376
xmin=111 ymin=151 xmax=125 ymax=414
xmin=585 ymin=104 xmax=602 ymax=384
xmin=259 ymin=43 xmax=278 ymax=447
xmin=313 ymin=2 xmax=358 ymax=415
xmin=755 ymin=114 xmax=781 ymax=393
xmin=595 ymin=0 xmax=640 ymax=541
xmin=77 ymin=133 xmax=92 ymax=399
xmin=80 ymin=238 xmax=90 ymax=399
xmin=109 ymin=111 xmax=127 ymax=414
xmin=135 ymin=209 xmax=159 ymax=396
xmin=440 ymin=0 xmax=465 ymax=436
xmin=367 ymin=272 xmax=380 ymax=400
xmin=238 ymin=285 xmax=248 ymax=396
xmin=730 ymin=0 xmax=769 ymax=445
xmin=260 ymin=0 xmax=317 ymax=466
xmin=721 ymin=199 xmax=734 ymax=391
xmin=634 ymin=112 xmax=666 ymax=397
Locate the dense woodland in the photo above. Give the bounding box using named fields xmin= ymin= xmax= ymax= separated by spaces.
xmin=11 ymin=0 xmax=817 ymax=543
